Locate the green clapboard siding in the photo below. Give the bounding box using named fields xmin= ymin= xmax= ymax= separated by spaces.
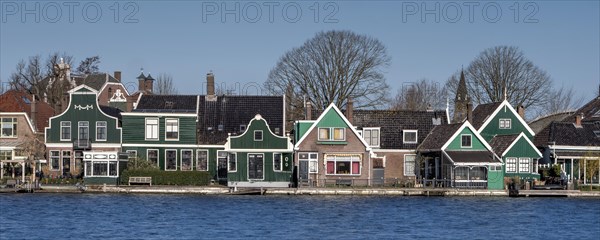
xmin=46 ymin=90 xmax=121 ymax=143
xmin=504 ymin=137 xmax=541 ymax=159
xmin=122 ymin=115 xmax=196 ymax=144
xmin=316 ymin=108 xmax=349 ymax=128
xmin=227 ymin=152 xmax=293 ymax=182
xmin=230 ymin=118 xmax=288 ymax=149
xmin=295 ymin=122 xmax=314 ymax=142
xmin=480 ymin=106 xmax=533 ymax=141
xmin=487 ymin=169 xmax=504 ymax=190
xmin=446 ymin=127 xmax=487 ymax=151
xmin=122 ymin=146 xmax=222 ymax=178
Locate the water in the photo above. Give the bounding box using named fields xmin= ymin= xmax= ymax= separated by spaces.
xmin=1 ymin=194 xmax=599 ymax=240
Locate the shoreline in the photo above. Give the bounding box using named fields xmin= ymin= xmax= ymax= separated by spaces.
xmin=3 ymin=185 xmax=600 ymax=197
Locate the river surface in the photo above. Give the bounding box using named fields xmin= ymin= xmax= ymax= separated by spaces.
xmin=1 ymin=194 xmax=599 ymax=239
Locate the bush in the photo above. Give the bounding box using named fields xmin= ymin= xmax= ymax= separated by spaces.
xmin=120 ymin=169 xmax=213 ymax=186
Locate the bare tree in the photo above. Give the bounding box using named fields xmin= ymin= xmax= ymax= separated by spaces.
xmin=392 ymin=79 xmax=447 ymax=110
xmin=264 ymin=30 xmax=391 ymax=115
xmin=155 ymin=73 xmax=178 ymax=95
xmin=447 ymin=46 xmax=551 ymax=111
xmin=532 ymin=85 xmax=584 ymax=118
xmin=76 ymin=56 xmax=101 ymax=75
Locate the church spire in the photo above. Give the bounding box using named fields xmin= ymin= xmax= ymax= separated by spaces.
xmin=453 ymin=69 xmax=471 ymax=123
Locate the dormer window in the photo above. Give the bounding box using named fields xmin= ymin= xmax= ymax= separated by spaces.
xmin=363 ymin=128 xmax=380 ymax=147
xmin=239 ymin=125 xmax=246 ymax=132
xmin=499 ymin=119 xmax=511 ymax=129
xmin=403 ymin=130 xmax=418 ymax=144
xmin=461 ymin=134 xmax=472 ymax=148
xmin=254 ymin=130 xmax=263 ymax=141
xmin=318 ymin=127 xmax=345 ymax=141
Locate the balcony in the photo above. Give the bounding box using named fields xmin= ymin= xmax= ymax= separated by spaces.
xmin=74 ymin=139 xmax=91 ymax=149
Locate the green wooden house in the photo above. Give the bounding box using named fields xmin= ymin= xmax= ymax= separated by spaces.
xmin=45 ymin=85 xmax=125 ymax=184
xmin=471 ymin=100 xmax=540 ymax=180
xmin=121 ymin=95 xmax=199 ymax=172
xmin=224 ymin=114 xmax=293 ymax=188
xmin=418 ymin=121 xmax=504 ymax=190
xmin=294 ymin=103 xmax=373 ymax=187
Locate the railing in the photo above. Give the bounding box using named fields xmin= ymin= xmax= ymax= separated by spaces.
xmin=298 ymin=177 xmax=417 ymax=188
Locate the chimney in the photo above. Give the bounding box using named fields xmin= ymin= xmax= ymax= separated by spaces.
xmin=207 ymin=72 xmax=215 ymax=96
xmin=114 ymin=71 xmax=121 ymax=82
xmin=517 ymin=105 xmax=525 ymax=119
xmin=575 ymin=113 xmax=583 ymax=128
xmin=145 ymin=74 xmax=155 ymax=94
xmin=346 ymin=98 xmax=354 ymax=124
xmin=306 ymin=101 xmax=312 ymax=120
xmin=30 ymin=94 xmax=37 ymax=132
xmin=466 ymin=102 xmax=473 ymax=123
xmin=137 ymin=71 xmax=146 ymax=92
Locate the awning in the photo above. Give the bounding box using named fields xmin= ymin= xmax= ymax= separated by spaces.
xmin=444 ymin=151 xmax=502 ymax=166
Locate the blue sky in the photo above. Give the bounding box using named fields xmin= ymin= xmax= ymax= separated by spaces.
xmin=1 ymin=0 xmax=599 ymax=103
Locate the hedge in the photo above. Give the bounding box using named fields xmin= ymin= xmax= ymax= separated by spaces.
xmin=120 ymin=169 xmax=213 ymax=186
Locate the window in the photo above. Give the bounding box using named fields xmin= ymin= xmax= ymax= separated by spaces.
xmin=228 ymin=153 xmax=237 ymax=172
xmin=499 ymin=119 xmax=511 ymax=129
xmin=93 ymin=161 xmax=108 ymax=176
xmin=0 ymin=118 xmax=17 ymax=137
xmin=62 ymin=151 xmax=71 ymax=173
xmin=147 ymin=149 xmax=159 ymax=167
xmin=181 ymin=150 xmax=193 ymax=171
xmin=145 ymin=118 xmax=159 ymax=140
xmin=84 ymin=154 xmax=120 ymax=177
xmin=299 ymin=153 xmax=319 ymax=173
xmin=506 ymin=158 xmax=517 ymax=173
xmin=165 ymin=118 xmax=179 ymax=140
xmin=78 ymin=121 xmax=89 ymax=141
xmin=0 ymin=150 xmax=12 ymax=161
xmin=490 ymin=165 xmax=502 ymax=171
xmin=404 ymin=154 xmax=416 ymax=176
xmin=96 ymin=121 xmax=107 ymax=141
xmin=109 ymin=162 xmax=118 ymax=176
xmin=60 ymin=121 xmax=71 ymax=141
xmin=239 ymin=125 xmax=246 ymax=132
xmin=165 ymin=150 xmax=177 ymax=171
xmin=403 ymin=130 xmax=418 ymax=144
xmin=196 ymin=150 xmax=208 ymax=171
xmin=273 ymin=153 xmax=282 ymax=171
xmin=318 ymin=127 xmax=345 ymax=141
xmin=325 ymin=154 xmax=361 ymax=175
xmin=248 ymin=154 xmax=264 ymax=180
xmin=519 ymin=158 xmax=530 ymax=173
xmin=50 ymin=151 xmax=60 ymax=170
xmin=254 ymin=130 xmax=263 ymax=141
xmin=363 ymin=128 xmax=380 ymax=147
xmin=461 ymin=134 xmax=472 ymax=148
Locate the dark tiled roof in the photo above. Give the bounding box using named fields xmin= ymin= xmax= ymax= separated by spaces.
xmin=471 ymin=102 xmax=502 ymax=129
xmin=352 ymin=110 xmax=448 ymax=149
xmin=534 ymin=121 xmax=600 ymax=147
xmin=418 ymin=123 xmax=463 ymax=151
xmin=100 ymin=106 xmax=123 ymax=120
xmin=528 ymin=111 xmax=574 ymax=134
xmin=75 ymin=73 xmax=119 ymax=90
xmin=198 ymin=95 xmax=284 ymax=145
xmin=571 ymin=96 xmax=600 ymax=122
xmin=446 ymin=151 xmax=498 ymax=163
xmin=0 ymin=90 xmax=55 ymax=131
xmin=135 ymin=95 xmax=197 ymax=112
xmin=489 ymin=134 xmax=519 ymax=156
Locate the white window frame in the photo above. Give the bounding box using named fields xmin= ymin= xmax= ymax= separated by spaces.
xmin=165 ymin=118 xmax=179 ymax=141
xmin=499 ymin=118 xmax=511 ymax=129
xmin=96 ymin=121 xmax=107 ymax=141
xmin=50 ymin=150 xmax=60 ymax=170
xmin=461 ymin=134 xmax=472 ymax=148
xmin=60 ymin=121 xmax=71 ymax=141
xmin=165 ymin=149 xmax=177 ymax=171
xmin=147 ymin=149 xmax=159 ymax=167
xmin=273 ymin=153 xmax=283 ymax=172
xmin=404 ymin=154 xmax=416 ymax=176
xmin=247 ymin=153 xmax=265 ymax=180
xmin=181 ymin=149 xmax=193 ymax=171
xmin=506 ymin=158 xmax=517 ymax=173
xmin=318 ymin=127 xmax=345 ymax=141
xmin=519 ymin=157 xmax=530 ymax=173
xmin=145 ymin=118 xmax=159 ymax=141
xmin=196 ymin=149 xmax=209 ymax=171
xmin=254 ymin=130 xmax=263 ymax=141
xmin=403 ymin=130 xmax=418 ymax=144
xmin=228 ymin=152 xmax=237 ymax=172
xmin=363 ymin=127 xmax=380 ymax=147
xmin=325 ymin=154 xmax=361 ymax=175
xmin=0 ymin=117 xmax=17 ymax=138
xmin=78 ymin=121 xmax=89 ymax=142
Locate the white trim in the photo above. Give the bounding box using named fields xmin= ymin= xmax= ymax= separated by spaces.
xmin=144 ymin=117 xmax=159 ymax=141
xmin=402 ymin=129 xmax=418 ymax=144
xmin=78 ymin=121 xmax=90 ymax=145
xmin=180 ymin=149 xmax=193 ymax=171
xmin=98 ymin=82 xmax=131 ymax=97
xmin=294 ymin=103 xmax=371 ymax=151
xmin=476 ymin=100 xmax=535 ymax=136
xmin=372 ymin=149 xmax=415 ymax=153
xmin=68 ymin=85 xmax=99 ymax=94
xmin=121 ymin=112 xmax=197 ymax=117
xmin=363 ymin=127 xmax=381 ymax=147
xmin=460 ymin=134 xmax=472 ymax=148
xmin=404 ymin=154 xmax=416 ymax=176
xmin=282 ymin=94 xmax=286 ymax=134
xmin=164 ymin=149 xmax=178 ymax=171
xmin=499 ymin=118 xmax=511 ymax=129
xmin=219 ymin=148 xmax=292 ymax=153
xmin=164 ymin=118 xmax=180 ymax=141
xmin=506 ymin=157 xmax=517 ymax=173
xmin=0 ymin=112 xmax=36 ymax=134
xmin=273 ymin=152 xmax=283 ymax=172
xmin=453 ymin=162 xmax=502 ymax=166
xmin=147 ymin=149 xmax=160 ymax=168
xmin=441 ymin=121 xmax=495 ymax=153
xmin=254 ymin=130 xmax=263 ymax=141
xmin=45 ymin=143 xmax=73 ymax=148
xmin=500 ymin=132 xmax=543 ymax=157
xmin=247 ymin=153 xmax=265 ymax=180
xmin=195 ymin=96 xmax=200 ymax=121
xmin=95 ymin=121 xmax=107 ymax=141
xmin=133 ymin=92 xmax=143 ymax=110
xmin=122 ymin=143 xmax=200 ymax=148
xmin=549 ymin=145 xmax=600 ymax=151
xmin=90 ymin=143 xmax=121 ymax=148
xmin=228 ymin=152 xmax=237 ymax=172
xmin=226 ymin=114 xmax=294 ymax=152
xmin=196 ymin=149 xmax=209 ymax=171
xmin=60 ymin=121 xmax=71 ymax=141
xmin=324 ymin=154 xmax=362 ymax=176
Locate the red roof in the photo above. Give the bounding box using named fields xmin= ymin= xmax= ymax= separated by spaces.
xmin=0 ymin=90 xmax=55 ymax=131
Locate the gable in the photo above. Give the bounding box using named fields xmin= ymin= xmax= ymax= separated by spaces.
xmin=504 ymin=135 xmax=542 ymax=158
xmin=316 ymin=108 xmax=348 ymax=128
xmin=445 ymin=125 xmax=488 ymax=151
xmin=294 ymin=121 xmax=314 ymax=142
xmin=229 ymin=116 xmax=291 ymax=150
xmin=477 ymin=101 xmax=535 ymax=141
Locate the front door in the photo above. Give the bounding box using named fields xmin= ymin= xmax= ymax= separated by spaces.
xmin=217 ymin=151 xmax=227 ymax=180
xmin=372 ymin=157 xmax=384 ymax=186
xmin=248 ymin=154 xmax=264 ymax=180
xmin=299 ymin=160 xmax=309 ymax=183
